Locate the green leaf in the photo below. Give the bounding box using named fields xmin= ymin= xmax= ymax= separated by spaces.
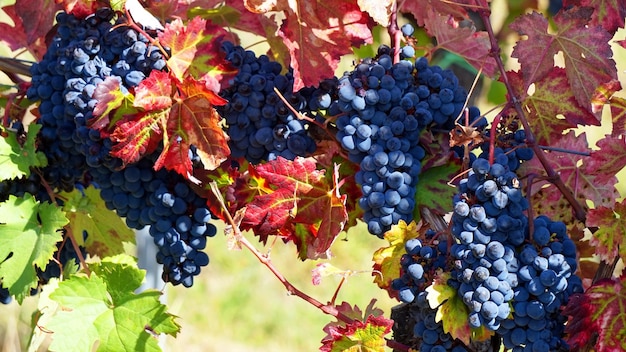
xmin=45 ymin=255 xmax=179 ymax=352
xmin=60 ymin=186 xmax=135 ymax=258
xmin=413 ymin=162 xmax=460 ymax=219
xmin=426 ymin=272 xmax=472 ymax=345
xmin=0 ymin=194 xmax=67 ymax=302
xmin=587 ymin=199 xmax=626 ymax=264
xmin=0 ymin=124 xmax=47 ymax=180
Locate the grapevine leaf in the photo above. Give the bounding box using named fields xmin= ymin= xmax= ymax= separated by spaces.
xmin=509 ymin=67 xmax=598 ymax=144
xmin=55 ymin=0 xmax=99 ymax=19
xmin=155 ymin=93 xmax=229 ymax=176
xmin=158 ymin=17 xmax=215 ymax=82
xmin=610 ymin=96 xmax=626 ymax=137
xmin=277 ymin=0 xmax=374 ymax=91
xmin=590 ymin=79 xmax=622 ymax=114
xmin=45 ymin=255 xmax=179 ymax=352
xmin=522 ymin=131 xmax=618 ymax=211
xmin=133 ymin=70 xmax=173 ymax=111
xmin=29 ymin=278 xmax=60 ymax=351
xmin=564 ymin=0 xmax=626 ymax=34
xmin=583 ymin=135 xmax=626 ymax=185
xmin=413 ymin=161 xmax=460 ymax=219
xmin=0 ymin=124 xmax=47 ymax=180
xmin=586 ymin=199 xmax=626 ymax=264
xmin=0 ymin=194 xmax=68 ymax=303
xmin=320 ymin=300 xmax=393 ymax=352
xmin=91 ymin=76 xmax=137 ymax=130
xmin=109 ymin=110 xmax=166 ymax=166
xmin=565 ymin=276 xmax=626 ymax=352
xmin=426 ymin=272 xmax=472 ymax=345
xmin=357 ymin=0 xmax=393 ymax=26
xmin=372 ymin=220 xmax=420 ymax=297
xmin=0 ymin=2 xmax=58 ymax=59
xmin=241 ymin=157 xmax=348 ymax=259
xmin=509 ymin=8 xmax=617 ymax=116
xmin=59 ymin=186 xmax=135 ymax=258
xmin=422 ymin=8 xmax=498 ymax=78
xmin=398 ymin=0 xmax=471 ymax=26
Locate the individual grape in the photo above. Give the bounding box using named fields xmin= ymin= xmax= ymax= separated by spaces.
xmin=401 ymin=23 xmax=415 ymax=36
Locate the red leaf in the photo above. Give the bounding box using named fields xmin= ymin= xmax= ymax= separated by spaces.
xmin=357 ymin=0 xmax=394 ymax=26
xmin=240 ymin=158 xmax=348 ymax=259
xmin=509 ymin=8 xmax=617 ymax=116
xmin=55 ymin=0 xmax=98 ymax=18
xmin=320 ymin=300 xmax=393 ymax=352
xmin=583 ymin=135 xmax=626 ymax=185
xmin=522 ymin=131 xmax=618 ymax=213
xmin=0 ymin=2 xmax=56 ymax=60
xmin=91 ymin=76 xmax=137 ymax=130
xmin=109 ymin=111 xmax=166 ymax=166
xmin=155 ymin=94 xmax=229 ymax=176
xmin=277 ymin=0 xmax=374 ymax=91
xmin=565 ymin=276 xmax=626 ymax=352
xmin=134 ymin=70 xmax=173 ymax=111
xmin=564 ymin=0 xmax=626 ymax=34
xmin=610 ymin=96 xmax=626 ymax=137
xmin=590 ymin=79 xmax=622 ymax=114
xmin=422 ymin=8 xmax=498 ymax=78
xmin=586 ymin=199 xmax=626 ymax=264
xmin=398 ymin=0 xmax=474 ymax=26
xmin=158 ymin=17 xmax=211 ymax=81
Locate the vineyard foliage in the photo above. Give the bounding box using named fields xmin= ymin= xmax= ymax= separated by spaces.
xmin=0 ymin=0 xmax=625 ymax=351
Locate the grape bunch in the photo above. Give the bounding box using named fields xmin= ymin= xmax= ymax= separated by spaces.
xmin=497 ymin=216 xmax=583 ymax=351
xmin=449 ymin=157 xmax=528 ymax=330
xmin=25 ymin=8 xmax=218 ymax=288
xmin=91 ymin=154 xmax=217 ymax=287
xmin=390 ymin=230 xmax=469 ymax=351
xmin=321 ymin=44 xmax=474 ymax=237
xmin=218 ymin=42 xmax=316 ymax=163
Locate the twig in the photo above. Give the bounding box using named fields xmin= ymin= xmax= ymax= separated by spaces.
xmin=209 ymin=181 xmax=356 ymax=325
xmin=64 ymin=227 xmax=91 ymax=277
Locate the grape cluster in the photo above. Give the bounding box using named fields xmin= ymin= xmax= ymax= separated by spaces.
xmin=479 ymin=129 xmax=534 ymax=172
xmin=391 ymin=230 xmax=469 ymax=351
xmin=91 ymin=154 xmax=217 ymax=287
xmin=497 ymin=216 xmax=582 ymax=351
xmin=450 ymin=158 xmax=528 ymax=330
xmin=325 ymin=46 xmax=472 ymax=236
xmin=25 ymin=9 xmax=217 ymax=288
xmin=218 ymin=42 xmax=316 ymax=163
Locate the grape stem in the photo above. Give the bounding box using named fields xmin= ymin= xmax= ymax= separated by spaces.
xmin=65 ymin=227 xmax=91 ymax=277
xmin=208 ymin=181 xmax=355 ymax=324
xmin=388 ymin=1 xmax=402 ymax=64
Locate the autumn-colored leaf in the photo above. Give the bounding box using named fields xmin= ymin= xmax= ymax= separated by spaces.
xmin=398 ymin=0 xmax=475 ymax=26
xmin=425 ymin=272 xmax=473 ymax=345
xmin=320 ymin=300 xmax=393 ymax=352
xmin=522 ymin=131 xmax=618 ymax=213
xmin=91 ymin=76 xmax=136 ymax=130
xmin=509 ymin=8 xmax=617 ymax=116
xmin=109 ymin=110 xmax=166 ymax=165
xmin=133 ymin=70 xmax=173 ymax=111
xmin=586 ymin=199 xmax=626 ymax=264
xmin=564 ymin=0 xmax=626 ymax=34
xmin=155 ymin=94 xmax=229 ymax=175
xmin=0 ymin=3 xmax=56 ymax=60
xmin=583 ymin=135 xmax=626 ymax=185
xmin=240 ymin=157 xmax=348 ymax=259
xmin=55 ymin=0 xmax=99 ymax=19
xmin=277 ymin=0 xmax=374 ymax=91
xmin=610 ymin=96 xmax=626 ymax=137
xmin=159 ymin=17 xmax=211 ymax=81
xmin=590 ymin=79 xmax=622 ymax=114
xmin=357 ymin=0 xmax=393 ymax=26
xmin=413 ymin=161 xmax=460 ymax=219
xmin=506 ymin=68 xmax=597 ymax=144
xmin=372 ymin=220 xmax=420 ymax=297
xmin=564 ymin=276 xmax=626 ymax=352
xmin=422 ymin=8 xmax=498 ymax=78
